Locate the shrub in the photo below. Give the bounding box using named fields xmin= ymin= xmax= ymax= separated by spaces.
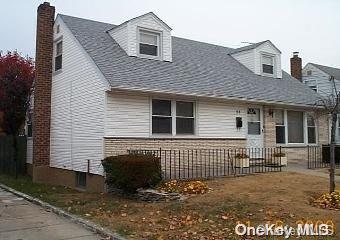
xmin=273 ymin=152 xmax=286 ymax=157
xmin=102 ymin=154 xmax=162 ymax=193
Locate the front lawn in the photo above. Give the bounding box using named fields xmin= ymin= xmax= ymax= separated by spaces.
xmin=0 ymin=173 xmax=339 ymax=239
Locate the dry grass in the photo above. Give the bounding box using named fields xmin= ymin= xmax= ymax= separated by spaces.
xmin=1 ymin=172 xmax=339 ymax=239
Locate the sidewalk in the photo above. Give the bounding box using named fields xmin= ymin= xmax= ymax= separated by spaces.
xmin=286 ymin=163 xmax=340 ymax=182
xmin=0 ymin=188 xmax=103 ymax=240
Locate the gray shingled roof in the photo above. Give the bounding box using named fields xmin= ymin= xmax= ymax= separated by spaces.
xmin=59 ymin=14 xmax=321 ymax=107
xmin=310 ymin=63 xmax=340 ymax=80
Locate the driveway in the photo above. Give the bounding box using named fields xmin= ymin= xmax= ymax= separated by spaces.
xmin=0 ymin=188 xmax=103 ymax=240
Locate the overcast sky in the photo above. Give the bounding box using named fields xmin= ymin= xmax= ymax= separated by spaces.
xmin=1 ymin=0 xmax=339 ymax=71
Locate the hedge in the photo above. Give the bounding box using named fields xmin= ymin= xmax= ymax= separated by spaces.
xmin=102 ymin=154 xmax=162 ymax=193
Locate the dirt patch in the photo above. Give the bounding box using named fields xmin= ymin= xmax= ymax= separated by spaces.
xmin=1 ymin=172 xmax=339 ymax=239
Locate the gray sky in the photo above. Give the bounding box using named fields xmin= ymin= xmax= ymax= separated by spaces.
xmin=1 ymin=0 xmax=339 ymax=71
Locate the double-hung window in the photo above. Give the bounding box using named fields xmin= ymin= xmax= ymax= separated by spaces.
xmin=275 ymin=110 xmax=285 ymax=144
xmin=152 ymin=99 xmax=195 ymax=135
xmin=152 ymin=99 xmax=172 ymax=134
xmin=307 ymin=115 xmax=316 ymax=144
xmin=139 ymin=30 xmax=160 ymax=57
xmin=55 ymin=41 xmax=63 ymax=71
xmin=262 ymin=55 xmax=274 ymax=75
xmin=176 ymin=101 xmax=195 ymax=134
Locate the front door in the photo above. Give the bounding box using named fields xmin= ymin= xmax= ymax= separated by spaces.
xmin=246 ymin=107 xmax=264 ymax=153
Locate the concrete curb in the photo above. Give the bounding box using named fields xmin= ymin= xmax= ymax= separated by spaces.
xmin=0 ymin=183 xmax=125 ymax=240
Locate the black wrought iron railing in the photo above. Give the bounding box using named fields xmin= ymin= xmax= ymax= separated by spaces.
xmin=308 ymin=145 xmax=340 ymax=169
xmin=128 ymin=147 xmax=285 ymax=180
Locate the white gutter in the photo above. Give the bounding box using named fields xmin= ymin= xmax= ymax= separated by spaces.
xmin=109 ymin=86 xmax=323 ymax=109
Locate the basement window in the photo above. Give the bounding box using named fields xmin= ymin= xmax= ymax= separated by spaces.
xmin=262 ymin=55 xmax=274 ymax=75
xmin=54 ymin=41 xmax=63 ymax=71
xmin=75 ymin=171 xmax=86 ymax=188
xmin=139 ymin=30 xmax=160 ymax=58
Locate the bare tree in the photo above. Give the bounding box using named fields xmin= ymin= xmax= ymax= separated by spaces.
xmin=316 ymin=76 xmax=339 ymax=193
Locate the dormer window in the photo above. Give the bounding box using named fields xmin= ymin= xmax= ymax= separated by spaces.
xmin=139 ymin=30 xmax=160 ymax=58
xmin=262 ymin=55 xmax=274 ymax=75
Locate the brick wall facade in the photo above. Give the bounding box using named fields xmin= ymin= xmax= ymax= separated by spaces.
xmin=263 ymin=107 xmax=276 ymax=148
xmin=104 ymin=138 xmax=246 ymax=157
xmin=32 ymin=2 xmax=55 ymax=167
xmin=263 ymin=109 xmax=329 ymax=163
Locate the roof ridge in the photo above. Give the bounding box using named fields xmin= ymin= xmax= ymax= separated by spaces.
xmin=310 ymin=62 xmax=340 ymax=71
xmin=58 ymin=14 xmax=115 ymax=27
xmin=60 ymin=13 xmax=235 ymax=50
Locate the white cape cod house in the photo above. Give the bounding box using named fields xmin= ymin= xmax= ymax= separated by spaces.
xmin=29 ymin=3 xmax=329 ymax=191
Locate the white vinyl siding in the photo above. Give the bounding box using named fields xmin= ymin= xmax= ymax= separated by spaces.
xmin=26 ymin=139 xmax=33 ymax=164
xmin=50 ymin=17 xmax=107 ymax=175
xmin=105 ymin=93 xmax=150 ymax=137
xmin=104 ymin=95 xmax=247 ymax=139
xmin=231 ymin=41 xmax=282 ymax=78
xmin=231 ymin=49 xmax=255 ymax=73
xmin=198 ymin=101 xmax=247 ymax=138
xmin=109 ymin=25 xmax=128 ymax=53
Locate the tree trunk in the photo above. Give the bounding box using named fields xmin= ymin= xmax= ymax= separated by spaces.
xmin=329 ymin=112 xmax=337 ymax=193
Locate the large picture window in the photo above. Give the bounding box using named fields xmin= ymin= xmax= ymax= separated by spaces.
xmin=275 ymin=110 xmax=315 ymax=145
xmin=152 ymin=99 xmax=172 ymax=134
xmin=275 ymin=110 xmax=285 ymax=144
xmin=152 ymin=99 xmax=195 ymax=135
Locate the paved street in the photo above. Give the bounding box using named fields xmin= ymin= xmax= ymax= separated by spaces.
xmin=0 ymin=188 xmax=103 ymax=240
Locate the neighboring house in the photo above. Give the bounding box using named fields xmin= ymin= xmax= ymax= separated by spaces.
xmin=30 ymin=3 xmax=329 ymax=191
xmin=300 ymin=62 xmax=340 ymax=143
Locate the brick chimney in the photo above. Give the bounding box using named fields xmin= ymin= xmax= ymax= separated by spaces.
xmin=32 ymin=2 xmax=55 ymax=170
xmin=290 ymin=52 xmax=302 ymax=81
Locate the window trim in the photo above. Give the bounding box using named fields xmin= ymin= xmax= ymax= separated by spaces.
xmin=137 ymin=28 xmax=162 ymax=60
xmin=275 ymin=109 xmax=318 ymax=146
xmin=150 ymin=98 xmax=196 ymax=137
xmin=261 ymin=53 xmax=275 ymax=77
